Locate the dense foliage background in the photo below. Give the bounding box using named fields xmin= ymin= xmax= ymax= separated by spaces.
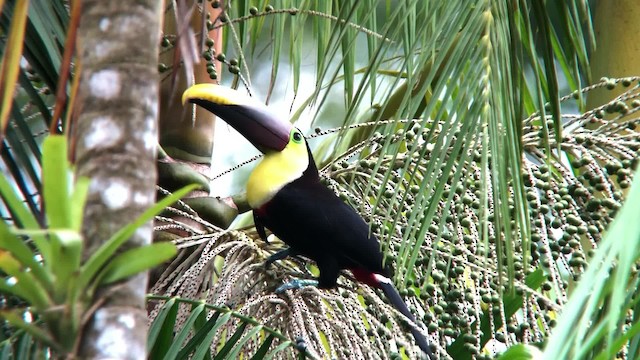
xmin=2 ymin=0 xmax=640 ymax=359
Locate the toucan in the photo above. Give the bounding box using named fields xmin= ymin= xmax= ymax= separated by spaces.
xmin=182 ymin=84 xmax=434 ymax=359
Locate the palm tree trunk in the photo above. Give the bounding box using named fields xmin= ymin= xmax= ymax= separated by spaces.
xmin=74 ymin=0 xmax=162 ymax=358
xmin=587 ymin=0 xmax=640 ymax=109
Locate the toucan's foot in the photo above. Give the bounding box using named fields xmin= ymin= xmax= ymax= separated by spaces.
xmin=275 ymin=279 xmax=319 ymax=293
xmin=265 ymin=248 xmax=294 ymax=267
xmin=294 ymin=336 xmax=308 ymax=352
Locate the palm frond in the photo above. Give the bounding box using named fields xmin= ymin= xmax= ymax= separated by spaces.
xmin=8 ymin=0 xmax=640 ymax=358
xmin=148 ymin=295 xmax=305 ymax=359
xmin=0 ymin=0 xmax=67 ymax=222
xmin=157 ymin=75 xmax=640 ymax=357
xmin=152 ymin=1 xmax=620 ymax=357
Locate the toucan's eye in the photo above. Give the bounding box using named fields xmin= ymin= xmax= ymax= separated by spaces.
xmin=292 ymin=131 xmax=303 ymax=143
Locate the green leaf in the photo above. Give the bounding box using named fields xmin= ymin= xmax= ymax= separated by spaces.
xmin=250 ymin=334 xmax=275 ymax=360
xmin=49 ymin=229 xmax=82 ymax=301
xmin=0 ymin=221 xmax=52 ymax=291
xmin=496 ymin=344 xmax=543 ymax=360
xmin=146 ymin=295 xmax=296 ymax=359
xmin=213 ymin=321 xmax=247 ymax=360
xmin=10 ymin=228 xmax=82 ymax=302
xmin=0 ymin=251 xmax=50 ymax=309
xmin=0 ymin=0 xmax=29 ymax=135
xmin=0 ymin=310 xmax=57 ymax=350
xmin=16 ymin=331 xmax=32 ymax=360
xmin=162 ymin=303 xmax=206 ymax=360
xmin=148 ymin=298 xmax=179 ymax=357
xmin=99 ymin=242 xmax=177 ymax=285
xmin=263 ymin=341 xmax=294 ymax=360
xmin=42 ymin=135 xmax=72 ymax=229
xmin=10 ymin=99 xmax=42 ymax=163
xmin=190 ymin=313 xmax=233 ymax=360
xmin=175 ymin=310 xmax=222 ymax=360
xmin=593 ymin=319 xmax=640 ymax=360
xmin=225 ymin=325 xmax=264 ymax=359
xmin=0 ymin=169 xmax=50 ymax=262
xmin=78 ymin=184 xmax=198 ymax=291
xmin=3 ymin=114 xmax=43 ymax=207
xmin=0 ymin=278 xmax=37 ymax=306
xmin=0 ymin=137 xmax=41 ymax=219
xmin=70 ymin=177 xmax=90 ymax=232
xmin=17 ymin=69 xmax=51 ymax=125
xmin=1 ymin=341 xmax=12 ymax=360
xmin=531 ymin=0 xmax=562 ymax=148
xmin=21 ymin=0 xmax=65 ymax=90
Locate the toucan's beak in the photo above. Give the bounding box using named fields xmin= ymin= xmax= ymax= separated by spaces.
xmin=182 ymin=84 xmax=292 ymax=152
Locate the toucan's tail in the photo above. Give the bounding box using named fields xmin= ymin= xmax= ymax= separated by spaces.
xmin=379 ymin=281 xmax=435 ymax=359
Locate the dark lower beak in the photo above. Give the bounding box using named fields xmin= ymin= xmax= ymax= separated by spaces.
xmin=182 ymin=84 xmax=292 ymax=152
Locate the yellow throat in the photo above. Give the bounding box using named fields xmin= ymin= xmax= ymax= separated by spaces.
xmin=246 ymin=129 xmax=310 ymax=208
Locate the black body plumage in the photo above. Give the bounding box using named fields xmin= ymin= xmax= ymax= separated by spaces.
xmin=255 ymin=146 xmax=434 ymax=358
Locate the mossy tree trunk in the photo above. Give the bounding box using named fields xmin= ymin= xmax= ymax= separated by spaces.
xmin=74 ymin=0 xmax=162 ymax=358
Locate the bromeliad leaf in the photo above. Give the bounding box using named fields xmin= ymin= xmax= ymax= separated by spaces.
xmin=70 ymin=177 xmax=90 ymax=232
xmin=42 ymin=135 xmax=72 ymax=229
xmin=0 ymin=171 xmax=50 ymax=263
xmin=0 ymin=310 xmax=59 ymax=351
xmin=0 ymin=221 xmax=52 ymax=291
xmin=77 ymin=184 xmax=198 ymax=291
xmin=0 ymin=250 xmax=50 ymax=309
xmin=49 ymin=230 xmax=82 ymax=302
xmin=99 ymin=242 xmax=177 ymax=285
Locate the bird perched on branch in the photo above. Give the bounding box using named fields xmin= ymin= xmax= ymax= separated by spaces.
xmin=183 ymin=84 xmax=434 ymax=359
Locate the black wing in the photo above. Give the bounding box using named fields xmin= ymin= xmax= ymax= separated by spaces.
xmin=262 ymin=176 xmax=386 ymax=277
xmin=253 ymin=212 xmax=269 ymax=243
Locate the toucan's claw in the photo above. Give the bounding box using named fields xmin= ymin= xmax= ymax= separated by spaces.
xmin=294 ymin=336 xmax=308 ymax=352
xmin=265 ymin=248 xmax=295 ymax=268
xmin=275 ymin=279 xmax=319 ymax=293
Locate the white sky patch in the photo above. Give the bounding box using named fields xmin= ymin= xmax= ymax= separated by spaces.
xmin=102 ymin=179 xmax=131 ymax=210
xmin=99 ymin=18 xmax=110 ymax=32
xmin=84 ymin=116 xmax=122 ymax=149
xmin=23 ymin=311 xmax=32 ymax=323
xmin=89 ymin=70 xmax=121 ymax=99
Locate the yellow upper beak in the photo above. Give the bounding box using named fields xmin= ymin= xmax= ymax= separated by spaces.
xmin=182 ymin=84 xmax=293 ymax=152
xmin=182 ymin=83 xmax=247 ymax=106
